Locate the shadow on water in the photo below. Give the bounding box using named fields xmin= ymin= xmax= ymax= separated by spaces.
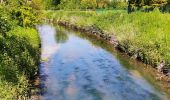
xmin=38 ymin=24 xmax=169 ymax=100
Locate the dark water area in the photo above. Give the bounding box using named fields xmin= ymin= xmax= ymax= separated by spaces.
xmin=38 ymin=24 xmax=168 ymax=100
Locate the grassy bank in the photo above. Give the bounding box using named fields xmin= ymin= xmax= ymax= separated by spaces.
xmin=0 ymin=2 xmax=41 ymax=98
xmin=46 ymin=10 xmax=170 ymax=68
xmin=0 ymin=27 xmax=40 ymax=99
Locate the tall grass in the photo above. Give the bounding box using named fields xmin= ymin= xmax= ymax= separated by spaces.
xmin=46 ymin=10 xmax=170 ymax=68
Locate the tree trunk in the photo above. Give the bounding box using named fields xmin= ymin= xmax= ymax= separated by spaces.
xmin=0 ymin=0 xmax=3 ymax=3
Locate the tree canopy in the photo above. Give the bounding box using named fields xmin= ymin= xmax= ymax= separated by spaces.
xmin=43 ymin=0 xmax=170 ymax=12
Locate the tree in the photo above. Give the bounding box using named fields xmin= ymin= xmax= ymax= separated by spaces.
xmin=0 ymin=0 xmax=3 ymax=3
xmin=108 ymin=0 xmax=127 ymax=9
xmin=80 ymin=0 xmax=97 ymax=9
xmin=58 ymin=0 xmax=81 ymax=9
xmin=128 ymin=0 xmax=168 ymax=13
xmin=29 ymin=0 xmax=44 ymax=10
xmin=52 ymin=0 xmax=61 ymax=6
xmin=4 ymin=0 xmax=44 ymax=27
xmin=96 ymin=0 xmax=109 ymax=8
xmin=128 ymin=0 xmax=167 ymax=6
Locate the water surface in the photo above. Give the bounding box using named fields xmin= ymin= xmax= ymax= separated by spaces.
xmin=38 ymin=25 xmax=167 ymax=100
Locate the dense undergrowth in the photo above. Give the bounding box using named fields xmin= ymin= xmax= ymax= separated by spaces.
xmin=0 ymin=1 xmax=41 ymax=99
xmin=0 ymin=27 xmax=40 ymax=99
xmin=46 ymin=10 xmax=170 ymax=68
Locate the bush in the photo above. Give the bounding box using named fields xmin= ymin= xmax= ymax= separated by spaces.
xmin=108 ymin=1 xmax=127 ymax=9
xmin=0 ymin=27 xmax=40 ymax=99
xmin=0 ymin=6 xmax=16 ymax=35
xmin=12 ymin=6 xmax=40 ymax=27
xmin=0 ymin=1 xmax=41 ymax=99
xmin=6 ymin=27 xmax=40 ymax=77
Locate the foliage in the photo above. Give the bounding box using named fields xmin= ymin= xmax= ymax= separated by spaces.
xmin=44 ymin=0 xmax=61 ymax=9
xmin=44 ymin=0 xmax=128 ymax=10
xmin=128 ymin=0 xmax=169 ymax=12
xmin=0 ymin=27 xmax=40 ymax=99
xmin=59 ymin=0 xmax=80 ymax=10
xmin=13 ymin=5 xmax=42 ymax=27
xmin=80 ymin=0 xmax=97 ymax=9
xmin=30 ymin=0 xmax=44 ymax=10
xmin=0 ymin=0 xmax=41 ymax=99
xmin=0 ymin=5 xmax=16 ymax=35
xmin=0 ymin=0 xmax=43 ymax=28
xmin=0 ymin=13 xmax=12 ymax=35
xmin=96 ymin=0 xmax=109 ymax=8
xmin=108 ymin=1 xmax=127 ymax=9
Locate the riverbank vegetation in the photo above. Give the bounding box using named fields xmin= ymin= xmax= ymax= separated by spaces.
xmin=43 ymin=0 xmax=170 ymax=69
xmin=45 ymin=9 xmax=170 ymax=69
xmin=0 ymin=0 xmax=42 ymax=99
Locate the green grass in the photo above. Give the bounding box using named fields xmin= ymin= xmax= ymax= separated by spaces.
xmin=46 ymin=10 xmax=170 ymax=68
xmin=0 ymin=27 xmax=40 ymax=99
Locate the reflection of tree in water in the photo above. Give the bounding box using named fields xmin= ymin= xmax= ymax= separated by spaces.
xmin=74 ymin=31 xmax=115 ymax=53
xmin=55 ymin=28 xmax=68 ymax=43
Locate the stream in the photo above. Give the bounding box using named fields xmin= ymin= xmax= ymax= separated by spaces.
xmin=38 ymin=24 xmax=168 ymax=100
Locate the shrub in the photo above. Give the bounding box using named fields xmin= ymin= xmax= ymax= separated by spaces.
xmin=0 ymin=27 xmax=40 ymax=99
xmin=0 ymin=6 xmax=16 ymax=35
xmin=0 ymin=0 xmax=41 ymax=99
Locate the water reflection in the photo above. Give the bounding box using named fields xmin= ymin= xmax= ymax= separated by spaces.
xmin=39 ymin=25 xmax=168 ymax=100
xmin=72 ymin=29 xmax=170 ymax=99
xmin=38 ymin=25 xmax=60 ymax=60
xmin=55 ymin=27 xmax=68 ymax=43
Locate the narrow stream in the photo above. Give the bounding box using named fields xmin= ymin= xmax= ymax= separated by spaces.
xmin=38 ymin=24 xmax=168 ymax=100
